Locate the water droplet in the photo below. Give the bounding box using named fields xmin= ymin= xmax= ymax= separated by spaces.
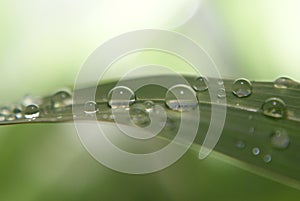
xmin=0 ymin=107 xmax=11 ymax=116
xmin=192 ymin=76 xmax=208 ymax=92
xmin=143 ymin=101 xmax=154 ymax=111
xmin=236 ymin=141 xmax=245 ymax=149
xmin=217 ymin=88 xmax=226 ymax=99
xmin=232 ymin=78 xmax=252 ymax=98
xmin=270 ymin=129 xmax=290 ymax=149
xmin=51 ymin=90 xmax=72 ymax=108
xmin=217 ymin=79 xmax=224 ymax=85
xmin=6 ymin=114 xmax=15 ymax=121
xmin=84 ymin=101 xmax=98 ymax=114
xmin=165 ymin=84 xmax=198 ymax=112
xmin=263 ymin=154 xmax=272 ymax=163
xmin=262 ymin=97 xmax=286 ymax=118
xmin=24 ymin=104 xmax=40 ymax=119
xmin=12 ymin=106 xmax=23 ymax=119
xmin=252 ymin=147 xmax=260 ymax=156
xmin=129 ymin=104 xmax=150 ymax=128
xmin=0 ymin=114 xmax=5 ymax=121
xmin=108 ymin=86 xmax=135 ymax=108
xmin=274 ymin=77 xmax=297 ymax=89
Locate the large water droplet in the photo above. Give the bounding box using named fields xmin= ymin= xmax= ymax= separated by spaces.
xmin=24 ymin=104 xmax=40 ymax=119
xmin=129 ymin=104 xmax=150 ymax=128
xmin=252 ymin=147 xmax=260 ymax=156
xmin=51 ymin=90 xmax=72 ymax=108
xmin=192 ymin=76 xmax=208 ymax=92
xmin=165 ymin=84 xmax=198 ymax=112
xmin=108 ymin=86 xmax=135 ymax=108
xmin=274 ymin=77 xmax=297 ymax=89
xmin=262 ymin=97 xmax=286 ymax=118
xmin=270 ymin=129 xmax=290 ymax=150
xmin=84 ymin=101 xmax=98 ymax=114
xmin=232 ymin=78 xmax=252 ymax=98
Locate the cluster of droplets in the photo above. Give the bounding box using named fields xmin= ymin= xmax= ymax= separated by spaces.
xmin=0 ymin=90 xmax=73 ymax=122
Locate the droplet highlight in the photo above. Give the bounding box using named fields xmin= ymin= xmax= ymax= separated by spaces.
xmin=165 ymin=84 xmax=198 ymax=112
xmin=24 ymin=104 xmax=40 ymax=119
xmin=262 ymin=97 xmax=286 ymax=118
xmin=192 ymin=76 xmax=208 ymax=92
xmin=252 ymin=147 xmax=260 ymax=156
xmin=274 ymin=77 xmax=297 ymax=89
xmin=232 ymin=78 xmax=252 ymax=98
xmin=51 ymin=90 xmax=72 ymax=108
xmin=108 ymin=86 xmax=135 ymax=108
xmin=84 ymin=101 xmax=98 ymax=114
xmin=263 ymin=154 xmax=272 ymax=163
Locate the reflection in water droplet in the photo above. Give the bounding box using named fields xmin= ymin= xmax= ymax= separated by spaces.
xmin=129 ymin=104 xmax=150 ymax=128
xmin=217 ymin=88 xmax=226 ymax=99
xmin=51 ymin=91 xmax=72 ymax=108
xmin=270 ymin=129 xmax=290 ymax=150
xmin=84 ymin=101 xmax=98 ymax=114
xmin=108 ymin=86 xmax=135 ymax=108
xmin=165 ymin=84 xmax=198 ymax=112
xmin=143 ymin=101 xmax=154 ymax=111
xmin=262 ymin=98 xmax=286 ymax=118
xmin=263 ymin=154 xmax=272 ymax=163
xmin=24 ymin=104 xmax=40 ymax=119
xmin=236 ymin=141 xmax=245 ymax=149
xmin=192 ymin=76 xmax=208 ymax=92
xmin=252 ymin=147 xmax=260 ymax=156
xmin=232 ymin=78 xmax=252 ymax=98
xmin=274 ymin=77 xmax=297 ymax=89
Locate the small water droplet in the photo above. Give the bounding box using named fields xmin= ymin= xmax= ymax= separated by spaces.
xmin=270 ymin=129 xmax=290 ymax=149
xmin=262 ymin=97 xmax=286 ymax=118
xmin=232 ymin=78 xmax=252 ymax=98
xmin=0 ymin=114 xmax=5 ymax=121
xmin=217 ymin=88 xmax=226 ymax=99
xmin=263 ymin=154 xmax=272 ymax=163
xmin=192 ymin=76 xmax=208 ymax=92
xmin=252 ymin=147 xmax=260 ymax=156
xmin=84 ymin=101 xmax=98 ymax=114
xmin=217 ymin=79 xmax=224 ymax=85
xmin=108 ymin=86 xmax=135 ymax=108
xmin=129 ymin=104 xmax=150 ymax=128
xmin=24 ymin=104 xmax=40 ymax=119
xmin=274 ymin=77 xmax=297 ymax=89
xmin=51 ymin=90 xmax=72 ymax=108
xmin=143 ymin=101 xmax=154 ymax=111
xmin=12 ymin=106 xmax=23 ymax=119
xmin=0 ymin=107 xmax=11 ymax=116
xmin=165 ymin=84 xmax=198 ymax=112
xmin=236 ymin=141 xmax=245 ymax=149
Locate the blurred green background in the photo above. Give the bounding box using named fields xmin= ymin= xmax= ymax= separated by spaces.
xmin=0 ymin=0 xmax=300 ymax=200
